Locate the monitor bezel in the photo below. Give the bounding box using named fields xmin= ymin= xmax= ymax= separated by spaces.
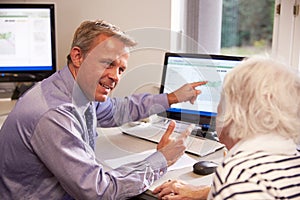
xmin=0 ymin=3 xmax=56 ymax=82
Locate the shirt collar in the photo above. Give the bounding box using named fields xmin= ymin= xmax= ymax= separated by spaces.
xmin=229 ymin=133 xmax=298 ymax=156
xmin=60 ymin=66 xmax=91 ymax=115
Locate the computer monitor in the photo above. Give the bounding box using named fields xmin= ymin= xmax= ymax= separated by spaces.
xmin=159 ymin=52 xmax=244 ymax=130
xmin=0 ymin=3 xmax=56 ymax=98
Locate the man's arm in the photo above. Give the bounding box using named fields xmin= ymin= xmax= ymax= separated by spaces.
xmin=96 ymin=81 xmax=207 ymax=127
xmin=31 ymin=108 xmax=169 ymax=199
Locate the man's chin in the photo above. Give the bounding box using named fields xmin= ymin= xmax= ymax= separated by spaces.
xmin=94 ymin=95 xmax=108 ymax=102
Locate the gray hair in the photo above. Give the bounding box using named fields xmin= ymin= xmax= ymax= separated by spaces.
xmin=67 ymin=19 xmax=137 ymax=64
xmin=218 ymin=56 xmax=300 ymax=143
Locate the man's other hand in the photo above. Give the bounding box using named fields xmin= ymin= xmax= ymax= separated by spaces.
xmin=157 ymin=120 xmax=193 ymax=166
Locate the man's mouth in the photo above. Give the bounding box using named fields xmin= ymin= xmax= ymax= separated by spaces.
xmin=99 ymin=82 xmax=113 ymax=91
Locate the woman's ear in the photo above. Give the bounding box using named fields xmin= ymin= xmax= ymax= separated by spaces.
xmin=70 ymin=46 xmax=83 ymax=68
xmin=218 ymin=123 xmax=238 ymax=150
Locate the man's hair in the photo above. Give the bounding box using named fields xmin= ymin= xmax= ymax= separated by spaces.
xmin=217 ymin=56 xmax=300 ymax=143
xmin=67 ymin=19 xmax=137 ymax=64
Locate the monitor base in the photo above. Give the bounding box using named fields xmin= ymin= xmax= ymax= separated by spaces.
xmin=11 ymin=83 xmax=35 ymax=100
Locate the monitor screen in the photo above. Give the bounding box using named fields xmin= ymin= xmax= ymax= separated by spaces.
xmin=0 ymin=3 xmax=56 ymax=82
xmin=159 ymin=53 xmax=244 ymax=129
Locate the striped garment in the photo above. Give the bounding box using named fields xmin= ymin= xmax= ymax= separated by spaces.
xmin=208 ymin=134 xmax=300 ymax=200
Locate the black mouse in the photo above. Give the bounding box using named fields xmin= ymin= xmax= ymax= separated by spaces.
xmin=193 ymin=161 xmax=218 ymax=175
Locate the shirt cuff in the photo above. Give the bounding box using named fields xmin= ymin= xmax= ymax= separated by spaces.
xmin=153 ymin=93 xmax=170 ymax=109
xmin=145 ymin=151 xmax=168 ymax=178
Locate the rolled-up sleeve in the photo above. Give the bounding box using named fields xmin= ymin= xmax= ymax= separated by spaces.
xmin=95 ymin=93 xmax=169 ymax=127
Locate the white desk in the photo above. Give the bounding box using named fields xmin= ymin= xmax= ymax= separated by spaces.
xmin=0 ymin=100 xmax=225 ymax=199
xmin=95 ymin=126 xmax=225 ymax=198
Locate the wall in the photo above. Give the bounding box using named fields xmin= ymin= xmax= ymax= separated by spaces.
xmin=4 ymin=0 xmax=172 ymax=97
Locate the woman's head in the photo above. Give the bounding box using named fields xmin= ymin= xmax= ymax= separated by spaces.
xmin=217 ymin=56 xmax=300 ymax=149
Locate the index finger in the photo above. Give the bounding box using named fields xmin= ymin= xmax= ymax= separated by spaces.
xmin=191 ymin=81 xmax=208 ymax=88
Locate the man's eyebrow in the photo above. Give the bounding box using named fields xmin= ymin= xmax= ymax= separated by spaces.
xmin=99 ymin=57 xmax=114 ymax=63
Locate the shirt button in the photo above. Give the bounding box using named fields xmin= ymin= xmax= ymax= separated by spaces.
xmin=159 ymin=170 xmax=164 ymax=176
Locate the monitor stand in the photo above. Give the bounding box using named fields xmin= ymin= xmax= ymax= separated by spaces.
xmin=11 ymin=82 xmax=35 ymax=100
xmin=0 ymin=82 xmax=34 ymax=100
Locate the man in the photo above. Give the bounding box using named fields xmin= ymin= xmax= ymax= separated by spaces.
xmin=0 ymin=20 xmax=207 ymax=199
xmin=153 ymin=56 xmax=300 ymax=199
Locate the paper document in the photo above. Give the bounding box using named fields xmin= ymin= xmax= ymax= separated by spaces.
xmin=104 ymin=149 xmax=197 ymax=171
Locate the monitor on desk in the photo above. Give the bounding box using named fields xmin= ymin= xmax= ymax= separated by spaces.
xmin=0 ymin=3 xmax=56 ymax=99
xmin=158 ymin=52 xmax=244 ymax=131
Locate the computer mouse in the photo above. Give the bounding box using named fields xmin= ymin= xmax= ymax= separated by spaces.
xmin=193 ymin=161 xmax=218 ymax=175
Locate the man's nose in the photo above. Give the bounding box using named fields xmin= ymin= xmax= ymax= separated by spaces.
xmin=108 ymin=67 xmax=120 ymax=82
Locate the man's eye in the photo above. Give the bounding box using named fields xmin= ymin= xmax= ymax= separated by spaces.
xmin=101 ymin=61 xmax=112 ymax=68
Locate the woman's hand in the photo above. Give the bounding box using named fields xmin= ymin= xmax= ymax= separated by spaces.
xmin=152 ymin=179 xmax=210 ymax=200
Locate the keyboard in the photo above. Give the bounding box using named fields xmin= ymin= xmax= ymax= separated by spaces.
xmin=121 ymin=120 xmax=224 ymax=157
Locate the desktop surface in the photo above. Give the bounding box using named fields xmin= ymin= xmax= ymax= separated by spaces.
xmin=0 ymin=99 xmax=16 ymax=116
xmin=95 ymin=126 xmax=225 ymax=199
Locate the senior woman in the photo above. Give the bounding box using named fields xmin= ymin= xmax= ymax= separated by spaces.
xmin=153 ymin=56 xmax=300 ymax=200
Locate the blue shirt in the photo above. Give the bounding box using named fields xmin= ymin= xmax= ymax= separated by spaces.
xmin=0 ymin=66 xmax=170 ymax=199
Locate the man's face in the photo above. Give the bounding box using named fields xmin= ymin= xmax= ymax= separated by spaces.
xmin=76 ymin=35 xmax=129 ymax=102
